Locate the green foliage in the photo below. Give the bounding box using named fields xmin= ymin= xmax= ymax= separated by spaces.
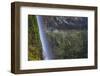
xmin=46 ymin=30 xmax=88 ymax=59
xmin=28 ymin=15 xmax=42 ymax=61
xmin=28 ymin=45 xmax=42 ymax=60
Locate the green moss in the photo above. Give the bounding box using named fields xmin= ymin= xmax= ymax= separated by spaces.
xmin=28 ymin=45 xmax=42 ymax=60
xmin=28 ymin=15 xmax=42 ymax=61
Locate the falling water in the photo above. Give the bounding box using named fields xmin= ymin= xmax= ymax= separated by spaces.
xmin=36 ymin=16 xmax=54 ymax=60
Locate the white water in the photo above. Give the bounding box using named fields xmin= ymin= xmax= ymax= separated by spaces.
xmin=36 ymin=16 xmax=53 ymax=60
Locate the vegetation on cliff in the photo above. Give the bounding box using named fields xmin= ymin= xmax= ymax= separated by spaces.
xmin=28 ymin=15 xmax=42 ymax=61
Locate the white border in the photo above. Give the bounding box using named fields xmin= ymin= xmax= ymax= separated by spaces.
xmin=20 ymin=6 xmax=95 ymax=70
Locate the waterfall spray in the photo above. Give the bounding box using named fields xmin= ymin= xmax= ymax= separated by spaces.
xmin=36 ymin=16 xmax=53 ymax=60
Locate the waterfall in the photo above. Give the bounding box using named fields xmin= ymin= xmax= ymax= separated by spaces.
xmin=36 ymin=16 xmax=54 ymax=60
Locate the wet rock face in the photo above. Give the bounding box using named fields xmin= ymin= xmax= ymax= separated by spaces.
xmin=41 ymin=16 xmax=88 ymax=59
xmin=42 ymin=16 xmax=88 ymax=31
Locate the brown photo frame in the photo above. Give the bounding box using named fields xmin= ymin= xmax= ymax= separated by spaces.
xmin=11 ymin=2 xmax=97 ymax=74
